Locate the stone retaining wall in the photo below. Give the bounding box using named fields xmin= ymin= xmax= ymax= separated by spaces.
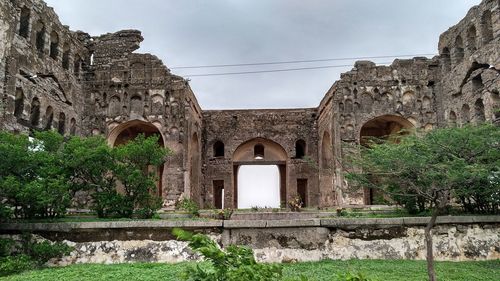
xmin=1 ymin=216 xmax=498 ymax=264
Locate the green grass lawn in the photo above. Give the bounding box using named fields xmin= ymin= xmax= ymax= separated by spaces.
xmin=1 ymin=260 xmax=498 ymax=281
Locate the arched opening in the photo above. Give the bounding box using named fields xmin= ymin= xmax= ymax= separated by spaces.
xmin=441 ymin=47 xmax=451 ymax=70
xmin=49 ymin=31 xmax=59 ymax=60
xmin=320 ymin=132 xmax=332 ymax=169
xmin=108 ymin=96 xmax=121 ymax=117
xmin=360 ymin=115 xmax=415 ymax=205
xmin=467 ymin=25 xmax=477 ymax=53
xmin=213 ymin=140 xmax=225 ymax=157
xmin=69 ymin=118 xmax=76 ymax=135
xmin=461 ymin=104 xmax=471 ymax=124
xmin=233 ymin=138 xmax=287 ymax=209
xmin=108 ymin=120 xmax=166 ymax=197
xmin=62 ymin=43 xmax=70 ymax=70
xmin=454 ymin=35 xmax=464 ymax=64
xmin=34 ymin=21 xmax=45 ymax=56
xmin=29 ymin=97 xmax=40 ymax=126
xmin=130 ymin=95 xmax=143 ymax=117
xmin=360 ymin=114 xmax=415 ymax=146
xmin=481 ymin=10 xmax=493 ymax=44
xmin=449 ymin=111 xmax=457 ymax=126
xmin=254 ymin=144 xmax=265 ymax=159
xmin=190 ymin=132 xmax=201 ymax=205
xmin=44 ymin=106 xmax=53 ymax=130
xmin=73 ymin=55 xmax=81 ymax=76
xmin=474 ymin=99 xmax=485 ymax=122
xmin=58 ymin=112 xmax=66 ymax=135
xmin=19 ymin=7 xmax=30 ymax=38
xmin=295 ymin=139 xmax=306 ymax=159
xmin=14 ymin=88 xmax=24 ymax=118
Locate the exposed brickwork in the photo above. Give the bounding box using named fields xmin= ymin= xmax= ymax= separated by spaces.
xmin=0 ymin=0 xmax=498 ymax=209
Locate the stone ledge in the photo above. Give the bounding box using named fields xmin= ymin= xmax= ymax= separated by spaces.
xmin=0 ymin=220 xmax=223 ymax=232
xmin=0 ymin=216 xmax=498 ymax=232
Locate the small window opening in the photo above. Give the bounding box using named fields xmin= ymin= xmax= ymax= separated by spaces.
xmin=19 ymin=7 xmax=30 ymax=38
xmin=213 ymin=141 xmax=225 ymax=157
xmin=30 ymin=97 xmax=40 ymax=126
xmin=295 ymin=139 xmax=306 ymax=159
xmin=44 ymin=106 xmax=53 ymax=130
xmin=35 ymin=22 xmax=46 ymax=56
xmin=254 ymin=144 xmax=265 ymax=160
xmin=49 ymin=31 xmax=59 ymax=60
xmin=62 ymin=44 xmax=70 ymax=70
xmin=14 ymin=88 xmax=24 ymax=117
xmin=58 ymin=112 xmax=66 ymax=135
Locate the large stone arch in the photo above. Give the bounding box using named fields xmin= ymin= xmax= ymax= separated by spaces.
xmin=359 ymin=114 xmax=415 ymax=146
xmin=107 ymin=120 xmax=166 ymax=197
xmin=232 ymin=138 xmax=288 ymax=209
xmin=359 ymin=115 xmax=415 ymax=204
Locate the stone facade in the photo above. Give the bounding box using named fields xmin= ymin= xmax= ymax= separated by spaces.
xmin=0 ymin=0 xmax=499 ymax=208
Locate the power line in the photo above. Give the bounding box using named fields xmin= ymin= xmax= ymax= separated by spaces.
xmin=171 ymin=54 xmax=436 ymax=69
xmin=184 ymin=62 xmax=393 ymax=77
xmin=21 ymin=52 xmax=437 ymax=83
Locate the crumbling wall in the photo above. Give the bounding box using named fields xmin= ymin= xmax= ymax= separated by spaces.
xmin=87 ymin=29 xmax=203 ymax=207
xmin=0 ymin=0 xmax=88 ymax=135
xmin=438 ymin=0 xmax=499 ymax=126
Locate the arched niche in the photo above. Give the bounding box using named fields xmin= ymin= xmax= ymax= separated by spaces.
xmin=320 ymin=132 xmax=332 ymax=169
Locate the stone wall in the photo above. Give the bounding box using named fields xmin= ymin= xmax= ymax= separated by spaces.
xmin=202 ymin=109 xmax=319 ymax=209
xmin=1 ymin=217 xmax=498 ymax=264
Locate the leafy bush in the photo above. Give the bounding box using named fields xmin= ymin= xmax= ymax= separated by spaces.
xmin=0 ymin=238 xmax=13 ymax=257
xmin=173 ymin=228 xmax=283 ymax=281
xmin=0 ymin=255 xmax=34 ymax=277
xmin=176 ymin=198 xmax=200 ymax=217
xmin=288 ymin=195 xmax=303 ymax=212
xmin=29 ymin=240 xmax=73 ymax=265
xmin=0 ymin=235 xmax=73 ymax=277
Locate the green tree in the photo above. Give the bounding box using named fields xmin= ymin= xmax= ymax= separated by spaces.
xmin=0 ymin=131 xmax=71 ymax=219
xmin=112 ymin=134 xmax=169 ymax=218
xmin=61 ymin=135 xmax=117 ymax=217
xmin=345 ymin=124 xmax=500 ymax=281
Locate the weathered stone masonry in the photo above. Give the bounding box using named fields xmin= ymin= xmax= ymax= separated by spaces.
xmin=0 ymin=0 xmax=499 ymax=209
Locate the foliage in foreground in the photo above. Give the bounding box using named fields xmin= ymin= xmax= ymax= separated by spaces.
xmin=173 ymin=228 xmax=283 ymax=281
xmin=345 ymin=124 xmax=500 ymax=281
xmin=0 ymin=235 xmax=72 ymax=277
xmin=0 ymin=131 xmax=170 ymax=220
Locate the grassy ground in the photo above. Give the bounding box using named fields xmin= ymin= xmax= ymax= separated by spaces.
xmin=1 ymin=260 xmax=498 ymax=281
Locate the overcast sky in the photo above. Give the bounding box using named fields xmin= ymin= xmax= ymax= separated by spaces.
xmin=45 ymin=0 xmax=481 ymax=110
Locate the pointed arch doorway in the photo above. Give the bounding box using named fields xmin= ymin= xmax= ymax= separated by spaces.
xmin=232 ymin=138 xmax=287 ymax=209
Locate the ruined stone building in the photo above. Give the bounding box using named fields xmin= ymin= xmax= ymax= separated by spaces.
xmin=0 ymin=0 xmax=498 ymax=209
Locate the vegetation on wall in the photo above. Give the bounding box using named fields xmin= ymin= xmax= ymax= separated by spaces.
xmin=0 ymin=130 xmax=170 ymax=220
